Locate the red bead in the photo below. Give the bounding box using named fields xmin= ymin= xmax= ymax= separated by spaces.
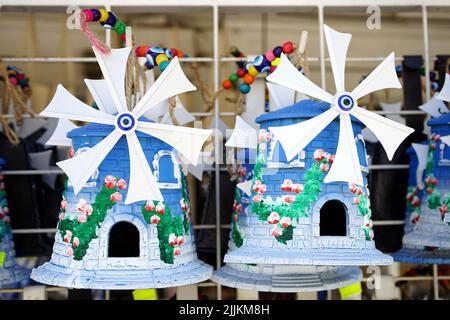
xmin=282 ymin=41 xmax=294 ymax=54
xmin=236 ymin=68 xmax=246 ymax=78
xmin=222 ymin=79 xmax=232 ymax=89
xmin=171 ymin=48 xmax=178 ymax=58
xmin=120 ymin=34 xmax=126 ymax=42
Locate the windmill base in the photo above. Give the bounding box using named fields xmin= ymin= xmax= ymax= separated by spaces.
xmin=224 ymin=247 xmax=393 ymax=266
xmin=30 ymin=260 xmax=213 ymax=289
xmin=211 ymin=264 xmax=362 ymax=293
xmin=0 ymin=264 xmax=30 ymax=289
xmin=391 ymin=246 xmax=450 ymax=264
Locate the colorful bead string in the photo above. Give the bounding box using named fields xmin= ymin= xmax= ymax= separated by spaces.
xmin=5 ymin=65 xmax=31 ymax=94
xmin=223 ymin=41 xmax=295 ymax=94
xmin=135 ymin=46 xmax=188 ymax=72
xmin=80 ymin=8 xmax=128 ymax=54
xmin=395 ymin=64 xmax=441 ymax=92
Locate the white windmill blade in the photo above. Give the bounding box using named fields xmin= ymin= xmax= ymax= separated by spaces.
xmin=266 ymin=53 xmax=334 ymax=103
xmin=324 ymin=114 xmax=364 ymax=186
xmin=442 ymin=135 xmax=450 ymax=147
xmin=92 ymin=46 xmax=130 ymax=113
xmin=125 ymin=133 xmax=163 ymax=204
xmin=137 ymin=121 xmax=212 ymax=166
xmin=269 ymin=108 xmax=339 ymax=161
xmin=237 ymin=180 xmax=253 ymax=196
xmin=267 ymin=82 xmax=296 ymax=110
xmin=56 ymin=130 xmax=122 ymax=195
xmin=84 ymin=79 xmax=117 ymax=115
xmin=352 ymin=107 xmax=413 ymax=160
xmin=411 ymin=143 xmax=429 ymax=190
xmin=225 ymin=116 xmax=258 ymax=149
xmin=420 ymin=95 xmax=449 ymax=117
xmin=40 ymin=85 xmax=115 ymax=125
xmin=133 ymin=57 xmax=196 ymax=118
xmin=324 ymin=24 xmax=352 ymax=93
xmin=171 ymin=96 xmax=195 ymax=125
xmin=45 ymin=119 xmax=78 ymax=146
xmin=351 ymin=52 xmax=401 ymax=100
xmin=436 ymin=73 xmax=450 ymax=102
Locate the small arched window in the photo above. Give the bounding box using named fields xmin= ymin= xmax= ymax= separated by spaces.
xmin=320 ymin=200 xmax=347 ymax=236
xmin=439 ymin=141 xmax=450 ymax=166
xmin=355 ymin=134 xmax=369 ymax=173
xmin=152 ymin=150 xmax=181 ymax=189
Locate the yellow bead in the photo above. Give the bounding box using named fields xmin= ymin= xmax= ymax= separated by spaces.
xmin=99 ymin=9 xmax=109 ymax=22
xmin=248 ymin=66 xmax=259 ymax=77
xmin=271 ymin=57 xmax=280 ymax=67
xmin=155 ymin=54 xmax=169 ymax=66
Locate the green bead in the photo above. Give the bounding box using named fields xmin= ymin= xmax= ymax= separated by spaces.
xmin=229 ymin=73 xmax=239 ymax=83
xmin=113 ymin=20 xmax=126 ymax=35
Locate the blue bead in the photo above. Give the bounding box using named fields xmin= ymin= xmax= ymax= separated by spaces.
xmin=431 ymin=81 xmax=439 ymax=91
xmin=253 ymin=55 xmax=270 ymax=72
xmin=273 ymin=46 xmax=283 ymax=58
xmin=165 ymin=48 xmax=173 ymax=59
xmin=429 ymin=71 xmax=437 ymax=81
xmin=159 ymin=61 xmax=170 ymax=72
xmin=145 ymin=54 xmax=155 ymax=67
xmin=395 ymin=64 xmax=402 ymax=74
xmin=100 ymin=12 xmax=117 ymax=29
xmin=144 ymin=61 xmax=154 ymax=70
xmin=91 ymin=9 xmax=101 ymax=22
xmin=239 ymin=83 xmax=251 ymax=94
xmin=148 ymin=47 xmax=165 ymax=60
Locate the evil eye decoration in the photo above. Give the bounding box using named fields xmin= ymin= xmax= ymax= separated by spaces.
xmin=336 ymin=93 xmax=355 ymax=112
xmin=115 ymin=112 xmax=137 ymax=135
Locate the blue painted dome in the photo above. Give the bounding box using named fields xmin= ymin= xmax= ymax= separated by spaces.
xmin=427 ymin=112 xmax=450 ymax=127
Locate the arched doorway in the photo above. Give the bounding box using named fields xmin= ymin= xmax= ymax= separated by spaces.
xmin=108 ymin=221 xmax=140 ymax=257
xmin=319 ymin=200 xmax=347 ymax=236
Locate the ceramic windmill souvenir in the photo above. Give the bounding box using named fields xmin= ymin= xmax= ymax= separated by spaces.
xmin=213 ymin=86 xmax=361 ymax=292
xmin=393 ymin=76 xmax=450 ymax=264
xmin=0 ymin=158 xmax=30 ymax=288
xmin=225 ymin=25 xmax=415 ymax=267
xmin=31 ymin=46 xmax=213 ymax=289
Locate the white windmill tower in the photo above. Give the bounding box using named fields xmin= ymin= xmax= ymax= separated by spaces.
xmin=31 ymin=46 xmax=213 ymax=289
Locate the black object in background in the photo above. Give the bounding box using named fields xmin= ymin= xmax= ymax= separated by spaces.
xmin=434 ymin=55 xmax=450 ymax=90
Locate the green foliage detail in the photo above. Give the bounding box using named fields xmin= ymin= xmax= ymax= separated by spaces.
xmin=57 ymin=181 xmax=121 ymax=261
xmin=276 ymin=225 xmax=294 ymax=245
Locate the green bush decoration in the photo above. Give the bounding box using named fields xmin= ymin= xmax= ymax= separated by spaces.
xmin=231 ymin=185 xmax=244 ymax=248
xmin=58 ymin=179 xmax=122 ymax=260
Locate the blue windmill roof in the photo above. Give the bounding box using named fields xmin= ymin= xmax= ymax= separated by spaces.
xmin=427 ymin=112 xmax=450 ymax=126
xmin=256 ymin=99 xmax=363 ymax=125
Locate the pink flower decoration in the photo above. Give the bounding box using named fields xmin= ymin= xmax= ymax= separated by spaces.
xmin=283 ymin=195 xmax=296 ymax=204
xmin=66 ymin=247 xmax=74 ymax=257
xmin=110 ymin=192 xmax=122 ymax=202
xmin=314 ymin=149 xmax=327 ymax=161
xmin=272 ymin=227 xmax=283 ymax=237
xmin=233 ymin=215 xmax=239 ymax=222
xmin=145 ymin=201 xmax=155 ymax=212
xmin=253 ymin=195 xmax=263 ymax=203
xmin=259 ymin=142 xmax=267 ymax=152
xmin=104 ymin=175 xmax=117 ymax=189
xmin=3 ymin=207 xmax=8 ymax=214
xmin=439 ymin=204 xmax=448 ymax=216
xmin=150 ymin=214 xmax=160 ymax=224
xmin=235 ymin=203 xmax=242 ymax=213
xmin=77 ymin=214 xmax=87 ymax=223
xmin=239 ymin=166 xmax=247 ymax=177
xmin=406 ymin=192 xmax=414 ymax=201
xmin=58 ymin=213 xmax=65 ymax=221
xmin=73 ymin=237 xmax=80 ymax=248
xmin=258 ymin=129 xmax=268 ymax=142
xmin=156 ymin=202 xmax=165 ymax=215
xmin=60 ymin=199 xmax=68 ymax=210
xmin=117 ymin=178 xmax=127 ymax=190
xmin=353 ymin=197 xmax=360 ymax=205
xmin=77 ymin=199 xmax=87 ymax=212
xmin=3 ymin=216 xmax=9 ymax=223
xmin=176 ymin=236 xmax=184 ymax=245
xmin=281 ymin=179 xmax=293 ymax=192
xmin=85 ymin=204 xmax=93 ymax=216
xmin=327 ymin=154 xmax=335 ymax=163
xmin=68 ymin=147 xmax=74 ymax=158
xmin=412 ymin=196 xmax=421 ymax=207
xmin=168 ymin=233 xmax=177 ymax=246
xmin=267 ymin=212 xmax=280 ymax=224
xmin=280 ymin=217 xmax=291 ymax=228
xmin=180 ymin=199 xmax=187 ymax=212
xmin=292 ymin=184 xmax=303 ymax=194
xmin=319 ymin=163 xmax=329 ymax=172
xmin=410 ymin=213 xmax=420 ymax=224
xmin=173 ymin=247 xmax=181 ymax=256
xmin=63 ymin=230 xmax=72 ymax=243
xmin=356 ymin=188 xmax=363 ymax=195
xmin=258 ymin=184 xmax=267 ymax=194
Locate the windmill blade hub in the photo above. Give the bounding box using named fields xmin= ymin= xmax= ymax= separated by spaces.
xmin=334 ymin=92 xmax=356 ymax=113
xmin=115 ymin=111 xmax=138 ymax=135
